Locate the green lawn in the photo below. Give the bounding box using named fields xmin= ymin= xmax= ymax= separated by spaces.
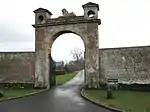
xmin=84 ymin=90 xmax=150 ymax=112
xmin=0 ymin=89 xmax=41 ymax=100
xmin=56 ymin=72 xmax=77 ymax=85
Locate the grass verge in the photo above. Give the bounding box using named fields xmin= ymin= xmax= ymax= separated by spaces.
xmin=0 ymin=89 xmax=41 ymax=101
xmin=56 ymin=72 xmax=77 ymax=85
xmin=84 ymin=90 xmax=150 ymax=112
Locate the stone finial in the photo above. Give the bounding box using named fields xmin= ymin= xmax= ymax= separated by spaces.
xmin=34 ymin=8 xmax=52 ymax=15
xmin=82 ymin=2 xmax=99 ymax=11
xmin=34 ymin=8 xmax=53 ymax=24
xmin=82 ymin=2 xmax=99 ymax=19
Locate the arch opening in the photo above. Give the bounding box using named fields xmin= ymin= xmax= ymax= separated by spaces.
xmin=87 ymin=10 xmax=95 ymax=18
xmin=49 ymin=32 xmax=85 ymax=87
xmin=38 ymin=15 xmax=44 ymax=22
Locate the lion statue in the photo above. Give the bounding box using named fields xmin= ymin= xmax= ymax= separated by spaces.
xmin=61 ymin=8 xmax=76 ymax=17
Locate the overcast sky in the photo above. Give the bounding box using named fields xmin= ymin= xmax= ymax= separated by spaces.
xmin=0 ymin=0 xmax=150 ymax=62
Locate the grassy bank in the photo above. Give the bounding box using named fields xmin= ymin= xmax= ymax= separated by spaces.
xmin=56 ymin=72 xmax=77 ymax=85
xmin=84 ymin=90 xmax=150 ymax=112
xmin=0 ymin=89 xmax=41 ymax=101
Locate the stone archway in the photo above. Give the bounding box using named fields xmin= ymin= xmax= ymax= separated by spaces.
xmin=33 ymin=2 xmax=102 ymax=89
xmin=49 ymin=32 xmax=85 ymax=87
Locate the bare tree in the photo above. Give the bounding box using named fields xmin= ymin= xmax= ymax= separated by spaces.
xmin=70 ymin=48 xmax=84 ymax=62
xmin=69 ymin=48 xmax=85 ymax=71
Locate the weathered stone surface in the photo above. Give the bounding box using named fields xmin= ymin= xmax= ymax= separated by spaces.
xmin=33 ymin=2 xmax=101 ymax=89
xmin=0 ymin=52 xmax=35 ymax=83
xmin=99 ymin=46 xmax=150 ymax=84
xmin=60 ymin=8 xmax=76 ymax=17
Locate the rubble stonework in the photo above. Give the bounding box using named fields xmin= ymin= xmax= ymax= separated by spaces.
xmin=99 ymin=46 xmax=150 ymax=84
xmin=0 ymin=52 xmax=35 ymax=84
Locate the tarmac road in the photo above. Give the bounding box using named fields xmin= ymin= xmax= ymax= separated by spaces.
xmin=0 ymin=70 xmax=111 ymax=112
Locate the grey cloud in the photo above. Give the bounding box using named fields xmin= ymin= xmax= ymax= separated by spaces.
xmin=0 ymin=25 xmax=34 ymax=43
xmin=0 ymin=42 xmax=34 ymax=52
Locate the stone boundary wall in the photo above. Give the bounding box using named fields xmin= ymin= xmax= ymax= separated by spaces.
xmin=0 ymin=52 xmax=35 ymax=85
xmin=99 ymin=46 xmax=150 ymax=84
xmin=0 ymin=45 xmax=150 ymax=88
